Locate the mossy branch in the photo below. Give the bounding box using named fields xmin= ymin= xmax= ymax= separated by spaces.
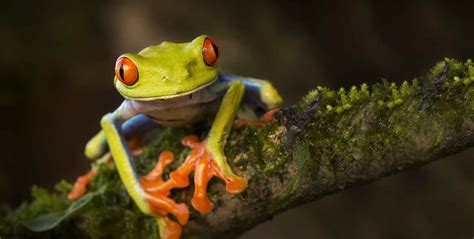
xmin=1 ymin=59 xmax=473 ymax=239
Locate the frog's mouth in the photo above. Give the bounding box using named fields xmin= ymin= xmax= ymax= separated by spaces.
xmin=120 ymin=79 xmax=217 ymax=101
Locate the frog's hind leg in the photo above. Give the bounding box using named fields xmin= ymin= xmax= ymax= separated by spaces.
xmin=221 ymin=75 xmax=282 ymax=128
xmin=233 ymin=108 xmax=280 ymax=129
xmin=220 ymin=74 xmax=282 ymax=111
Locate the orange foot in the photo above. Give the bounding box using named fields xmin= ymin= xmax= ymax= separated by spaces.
xmin=140 ymin=151 xmax=189 ymax=225
xmin=141 ymin=135 xmax=247 ymax=214
xmin=139 ymin=135 xmax=248 ymax=238
xmin=233 ymin=108 xmax=280 ymax=129
xmin=180 ymin=135 xmax=247 ymax=212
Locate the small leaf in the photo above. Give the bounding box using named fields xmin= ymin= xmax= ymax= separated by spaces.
xmin=21 ymin=186 xmax=105 ymax=232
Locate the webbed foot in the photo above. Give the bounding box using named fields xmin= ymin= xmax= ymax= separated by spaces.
xmin=141 ymin=135 xmax=247 ymax=216
xmin=140 ymin=151 xmax=190 ymax=225
xmin=181 ymin=135 xmax=247 ymax=213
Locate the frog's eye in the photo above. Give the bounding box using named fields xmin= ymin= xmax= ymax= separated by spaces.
xmin=115 ymin=57 xmax=139 ymax=86
xmin=202 ymin=37 xmax=220 ymax=66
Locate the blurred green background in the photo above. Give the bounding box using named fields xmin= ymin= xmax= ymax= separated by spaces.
xmin=0 ymin=0 xmax=473 ymax=238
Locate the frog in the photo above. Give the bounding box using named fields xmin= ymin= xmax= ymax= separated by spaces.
xmin=68 ymin=35 xmax=282 ymax=239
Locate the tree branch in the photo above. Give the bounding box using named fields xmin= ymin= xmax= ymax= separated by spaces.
xmin=2 ymin=59 xmax=473 ymax=239
xmin=182 ymin=59 xmax=473 ymax=238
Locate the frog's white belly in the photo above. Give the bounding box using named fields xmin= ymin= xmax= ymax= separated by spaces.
xmin=146 ymin=100 xmax=220 ymax=126
xmin=118 ymin=87 xmax=224 ymax=127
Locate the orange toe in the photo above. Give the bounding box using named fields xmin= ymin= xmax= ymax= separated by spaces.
xmin=212 ymin=161 xmax=248 ymax=194
xmin=68 ymin=170 xmax=97 ymax=201
xmin=234 ymin=108 xmax=280 ymax=129
xmin=171 ymin=203 xmax=190 ymax=225
xmin=159 ymin=217 xmax=182 ymax=239
xmin=191 ymin=194 xmax=213 ymax=214
xmin=169 ymin=171 xmax=190 ymax=188
xmin=181 ymin=135 xmax=200 ymax=148
xmin=142 ymin=150 xmax=174 ymax=181
xmin=192 ymin=156 xmax=214 ymax=214
xmin=225 ymin=177 xmax=248 ymax=194
xmin=146 ymin=192 xmax=189 ymax=225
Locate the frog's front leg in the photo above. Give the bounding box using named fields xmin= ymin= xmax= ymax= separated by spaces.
xmin=140 ymin=81 xmax=248 ymax=215
xmin=68 ymin=114 xmax=159 ymax=201
xmin=85 ymin=114 xmax=159 ymax=160
xmin=206 ymin=80 xmax=248 ymax=190
xmin=100 ymin=112 xmax=152 ymax=214
xmin=174 ymin=80 xmax=248 ymax=213
xmin=100 ymin=112 xmax=189 ymax=225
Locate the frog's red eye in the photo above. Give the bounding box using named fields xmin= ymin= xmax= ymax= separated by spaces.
xmin=115 ymin=57 xmax=139 ymax=86
xmin=202 ymin=37 xmax=220 ymax=66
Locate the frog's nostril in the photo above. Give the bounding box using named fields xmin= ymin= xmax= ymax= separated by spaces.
xmin=115 ymin=57 xmax=139 ymax=86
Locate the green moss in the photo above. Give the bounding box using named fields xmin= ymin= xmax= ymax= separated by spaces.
xmin=84 ymin=206 xmax=158 ymax=239
xmin=267 ymin=141 xmax=311 ymax=213
xmin=300 ymin=89 xmax=319 ymax=110
xmin=251 ymin=122 xmax=288 ymax=174
xmin=296 ymin=58 xmax=473 ymax=182
xmin=246 ymin=58 xmax=470 ymax=229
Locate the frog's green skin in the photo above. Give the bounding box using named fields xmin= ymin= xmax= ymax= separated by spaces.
xmin=84 ymin=35 xmax=282 ymax=234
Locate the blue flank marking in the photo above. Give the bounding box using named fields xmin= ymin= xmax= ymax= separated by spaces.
xmin=121 ymin=114 xmax=159 ymax=138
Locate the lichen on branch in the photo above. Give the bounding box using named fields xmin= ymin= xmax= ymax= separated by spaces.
xmin=1 ymin=59 xmax=473 ymax=239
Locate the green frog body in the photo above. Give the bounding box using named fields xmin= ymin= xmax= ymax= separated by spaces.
xmin=74 ymin=35 xmax=282 ymax=239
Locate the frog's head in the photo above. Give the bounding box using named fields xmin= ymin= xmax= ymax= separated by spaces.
xmin=113 ymin=35 xmax=221 ymax=100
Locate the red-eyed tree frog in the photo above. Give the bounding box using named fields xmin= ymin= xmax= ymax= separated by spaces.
xmin=68 ymin=35 xmax=282 ymax=239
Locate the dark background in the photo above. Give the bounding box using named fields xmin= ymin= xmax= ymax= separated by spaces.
xmin=1 ymin=0 xmax=473 ymax=238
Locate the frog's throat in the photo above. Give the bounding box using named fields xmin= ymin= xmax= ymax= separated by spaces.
xmin=119 ymin=78 xmax=217 ymax=102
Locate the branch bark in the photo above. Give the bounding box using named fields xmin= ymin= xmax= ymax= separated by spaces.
xmin=2 ymin=59 xmax=473 ymax=239
xmin=182 ymin=59 xmax=473 ymax=238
